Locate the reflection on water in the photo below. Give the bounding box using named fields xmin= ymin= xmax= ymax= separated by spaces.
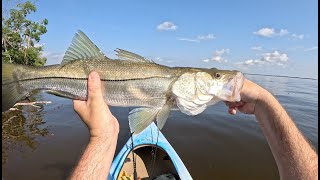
xmin=1 ymin=75 xmax=318 ymax=180
xmin=2 ymin=100 xmax=49 ymax=165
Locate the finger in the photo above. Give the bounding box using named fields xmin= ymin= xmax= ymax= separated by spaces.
xmin=87 ymin=71 xmax=104 ymax=105
xmin=73 ymin=100 xmax=87 ymax=117
xmin=237 ymin=106 xmax=249 ymax=114
xmin=226 ymin=101 xmax=245 ymax=108
xmin=73 ymin=100 xmax=86 ymax=111
xmin=228 ymin=107 xmax=237 ymax=115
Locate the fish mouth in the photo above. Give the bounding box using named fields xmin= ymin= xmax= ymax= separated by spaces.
xmin=217 ymin=72 xmax=245 ymax=102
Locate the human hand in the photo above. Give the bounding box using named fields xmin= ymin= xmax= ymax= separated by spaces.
xmin=73 ymin=71 xmax=119 ymax=139
xmin=225 ymin=79 xmax=266 ymax=115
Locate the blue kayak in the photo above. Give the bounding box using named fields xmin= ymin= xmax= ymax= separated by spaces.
xmin=108 ymin=122 xmax=192 ymax=180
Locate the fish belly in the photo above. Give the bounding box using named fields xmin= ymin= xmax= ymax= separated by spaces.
xmin=19 ymin=76 xmax=173 ymax=108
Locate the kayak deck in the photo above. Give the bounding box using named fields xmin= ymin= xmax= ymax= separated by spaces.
xmin=108 ymin=122 xmax=192 ymax=180
xmin=120 ymin=145 xmax=179 ymax=179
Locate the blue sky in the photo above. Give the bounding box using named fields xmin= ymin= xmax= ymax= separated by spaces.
xmin=10 ymin=0 xmax=319 ymax=78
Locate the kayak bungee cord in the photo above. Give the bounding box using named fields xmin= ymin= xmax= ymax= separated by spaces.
xmin=130 ymin=132 xmax=137 ymax=180
xmin=149 ymin=126 xmax=160 ymax=178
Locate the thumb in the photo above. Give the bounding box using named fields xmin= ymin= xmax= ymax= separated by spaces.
xmin=87 ymin=71 xmax=104 ymax=106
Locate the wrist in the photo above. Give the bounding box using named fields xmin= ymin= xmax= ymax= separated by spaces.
xmin=89 ymin=118 xmax=119 ymax=141
xmin=89 ymin=130 xmax=119 ymax=143
xmin=254 ymin=87 xmax=272 ymax=116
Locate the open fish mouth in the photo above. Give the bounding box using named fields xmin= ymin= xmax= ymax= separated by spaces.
xmin=217 ymin=72 xmax=245 ymax=102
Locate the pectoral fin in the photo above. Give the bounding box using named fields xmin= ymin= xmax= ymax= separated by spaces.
xmin=129 ymin=108 xmax=159 ymax=134
xmin=129 ymin=100 xmax=174 ymax=134
xmin=156 ymin=100 xmax=173 ymax=130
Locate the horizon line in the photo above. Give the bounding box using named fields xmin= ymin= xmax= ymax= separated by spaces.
xmin=243 ymin=73 xmax=318 ymax=80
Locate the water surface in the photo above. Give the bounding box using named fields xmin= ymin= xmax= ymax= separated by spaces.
xmin=2 ymin=75 xmax=318 ymax=179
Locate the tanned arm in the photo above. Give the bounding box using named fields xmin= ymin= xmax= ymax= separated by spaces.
xmin=69 ymin=71 xmax=119 ymax=180
xmin=226 ymin=79 xmax=318 ymax=180
xmin=69 ymin=129 xmax=118 ymax=180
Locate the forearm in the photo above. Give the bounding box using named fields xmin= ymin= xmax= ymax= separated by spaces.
xmin=255 ymin=89 xmax=318 ymax=180
xmin=69 ymin=130 xmax=119 ymax=180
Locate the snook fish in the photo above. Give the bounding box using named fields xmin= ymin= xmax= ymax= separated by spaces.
xmin=2 ymin=30 xmax=245 ymax=134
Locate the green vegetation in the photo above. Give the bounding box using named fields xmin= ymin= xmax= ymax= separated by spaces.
xmin=2 ymin=1 xmax=48 ymax=66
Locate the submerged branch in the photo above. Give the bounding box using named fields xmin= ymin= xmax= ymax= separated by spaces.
xmin=12 ymin=101 xmax=52 ymax=109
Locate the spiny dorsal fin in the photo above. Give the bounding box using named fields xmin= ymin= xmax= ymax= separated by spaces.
xmin=61 ymin=30 xmax=105 ymax=65
xmin=115 ymin=48 xmax=154 ymax=63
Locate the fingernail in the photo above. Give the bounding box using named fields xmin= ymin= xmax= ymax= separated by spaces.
xmin=89 ymin=71 xmax=99 ymax=80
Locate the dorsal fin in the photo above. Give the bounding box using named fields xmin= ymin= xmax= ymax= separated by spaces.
xmin=115 ymin=48 xmax=154 ymax=63
xmin=61 ymin=30 xmax=105 ymax=65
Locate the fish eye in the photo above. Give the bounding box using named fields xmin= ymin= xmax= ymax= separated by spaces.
xmin=215 ymin=73 xmax=221 ymax=78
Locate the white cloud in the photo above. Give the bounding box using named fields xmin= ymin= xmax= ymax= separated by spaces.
xmin=157 ymin=21 xmax=177 ymax=31
xmin=236 ymin=50 xmax=288 ymax=66
xmin=254 ymin=27 xmax=305 ymax=41
xmin=254 ymin=27 xmax=289 ymax=37
xmin=197 ymin=34 xmax=215 ymax=40
xmin=251 ymin=46 xmax=262 ymax=51
xmin=291 ymin=33 xmax=304 ymax=40
xmin=178 ymin=38 xmax=200 ymax=42
xmin=236 ymin=60 xmax=258 ymax=66
xmin=262 ymin=50 xmax=288 ymax=62
xmin=151 ymin=56 xmax=175 ymax=65
xmin=304 ymin=46 xmax=318 ymax=51
xmin=235 ymin=59 xmax=265 ymax=66
xmin=212 ymin=56 xmax=224 ymax=62
xmin=278 ymin=29 xmax=289 ymax=36
xmin=202 ymin=59 xmax=210 ymax=63
xmin=215 ymin=48 xmax=230 ymax=55
xmin=178 ymin=33 xmax=215 ymax=43
xmin=254 ymin=28 xmax=275 ymax=37
xmin=203 ymin=49 xmax=230 ymax=63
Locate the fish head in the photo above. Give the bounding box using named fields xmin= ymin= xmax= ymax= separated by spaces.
xmin=199 ymin=68 xmax=245 ymax=102
xmin=172 ymin=72 xmax=213 ymax=116
xmin=171 ymin=68 xmax=244 ymax=116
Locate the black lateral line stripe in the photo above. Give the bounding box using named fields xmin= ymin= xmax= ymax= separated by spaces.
xmin=2 ymin=76 xmax=166 ymax=85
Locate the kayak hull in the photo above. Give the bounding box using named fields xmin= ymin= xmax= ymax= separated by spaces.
xmin=108 ymin=122 xmax=192 ymax=180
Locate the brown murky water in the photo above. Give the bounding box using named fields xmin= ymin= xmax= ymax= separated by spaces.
xmin=2 ymin=75 xmax=318 ymax=179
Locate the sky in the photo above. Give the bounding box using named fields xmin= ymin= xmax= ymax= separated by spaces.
xmin=6 ymin=0 xmax=318 ymax=78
